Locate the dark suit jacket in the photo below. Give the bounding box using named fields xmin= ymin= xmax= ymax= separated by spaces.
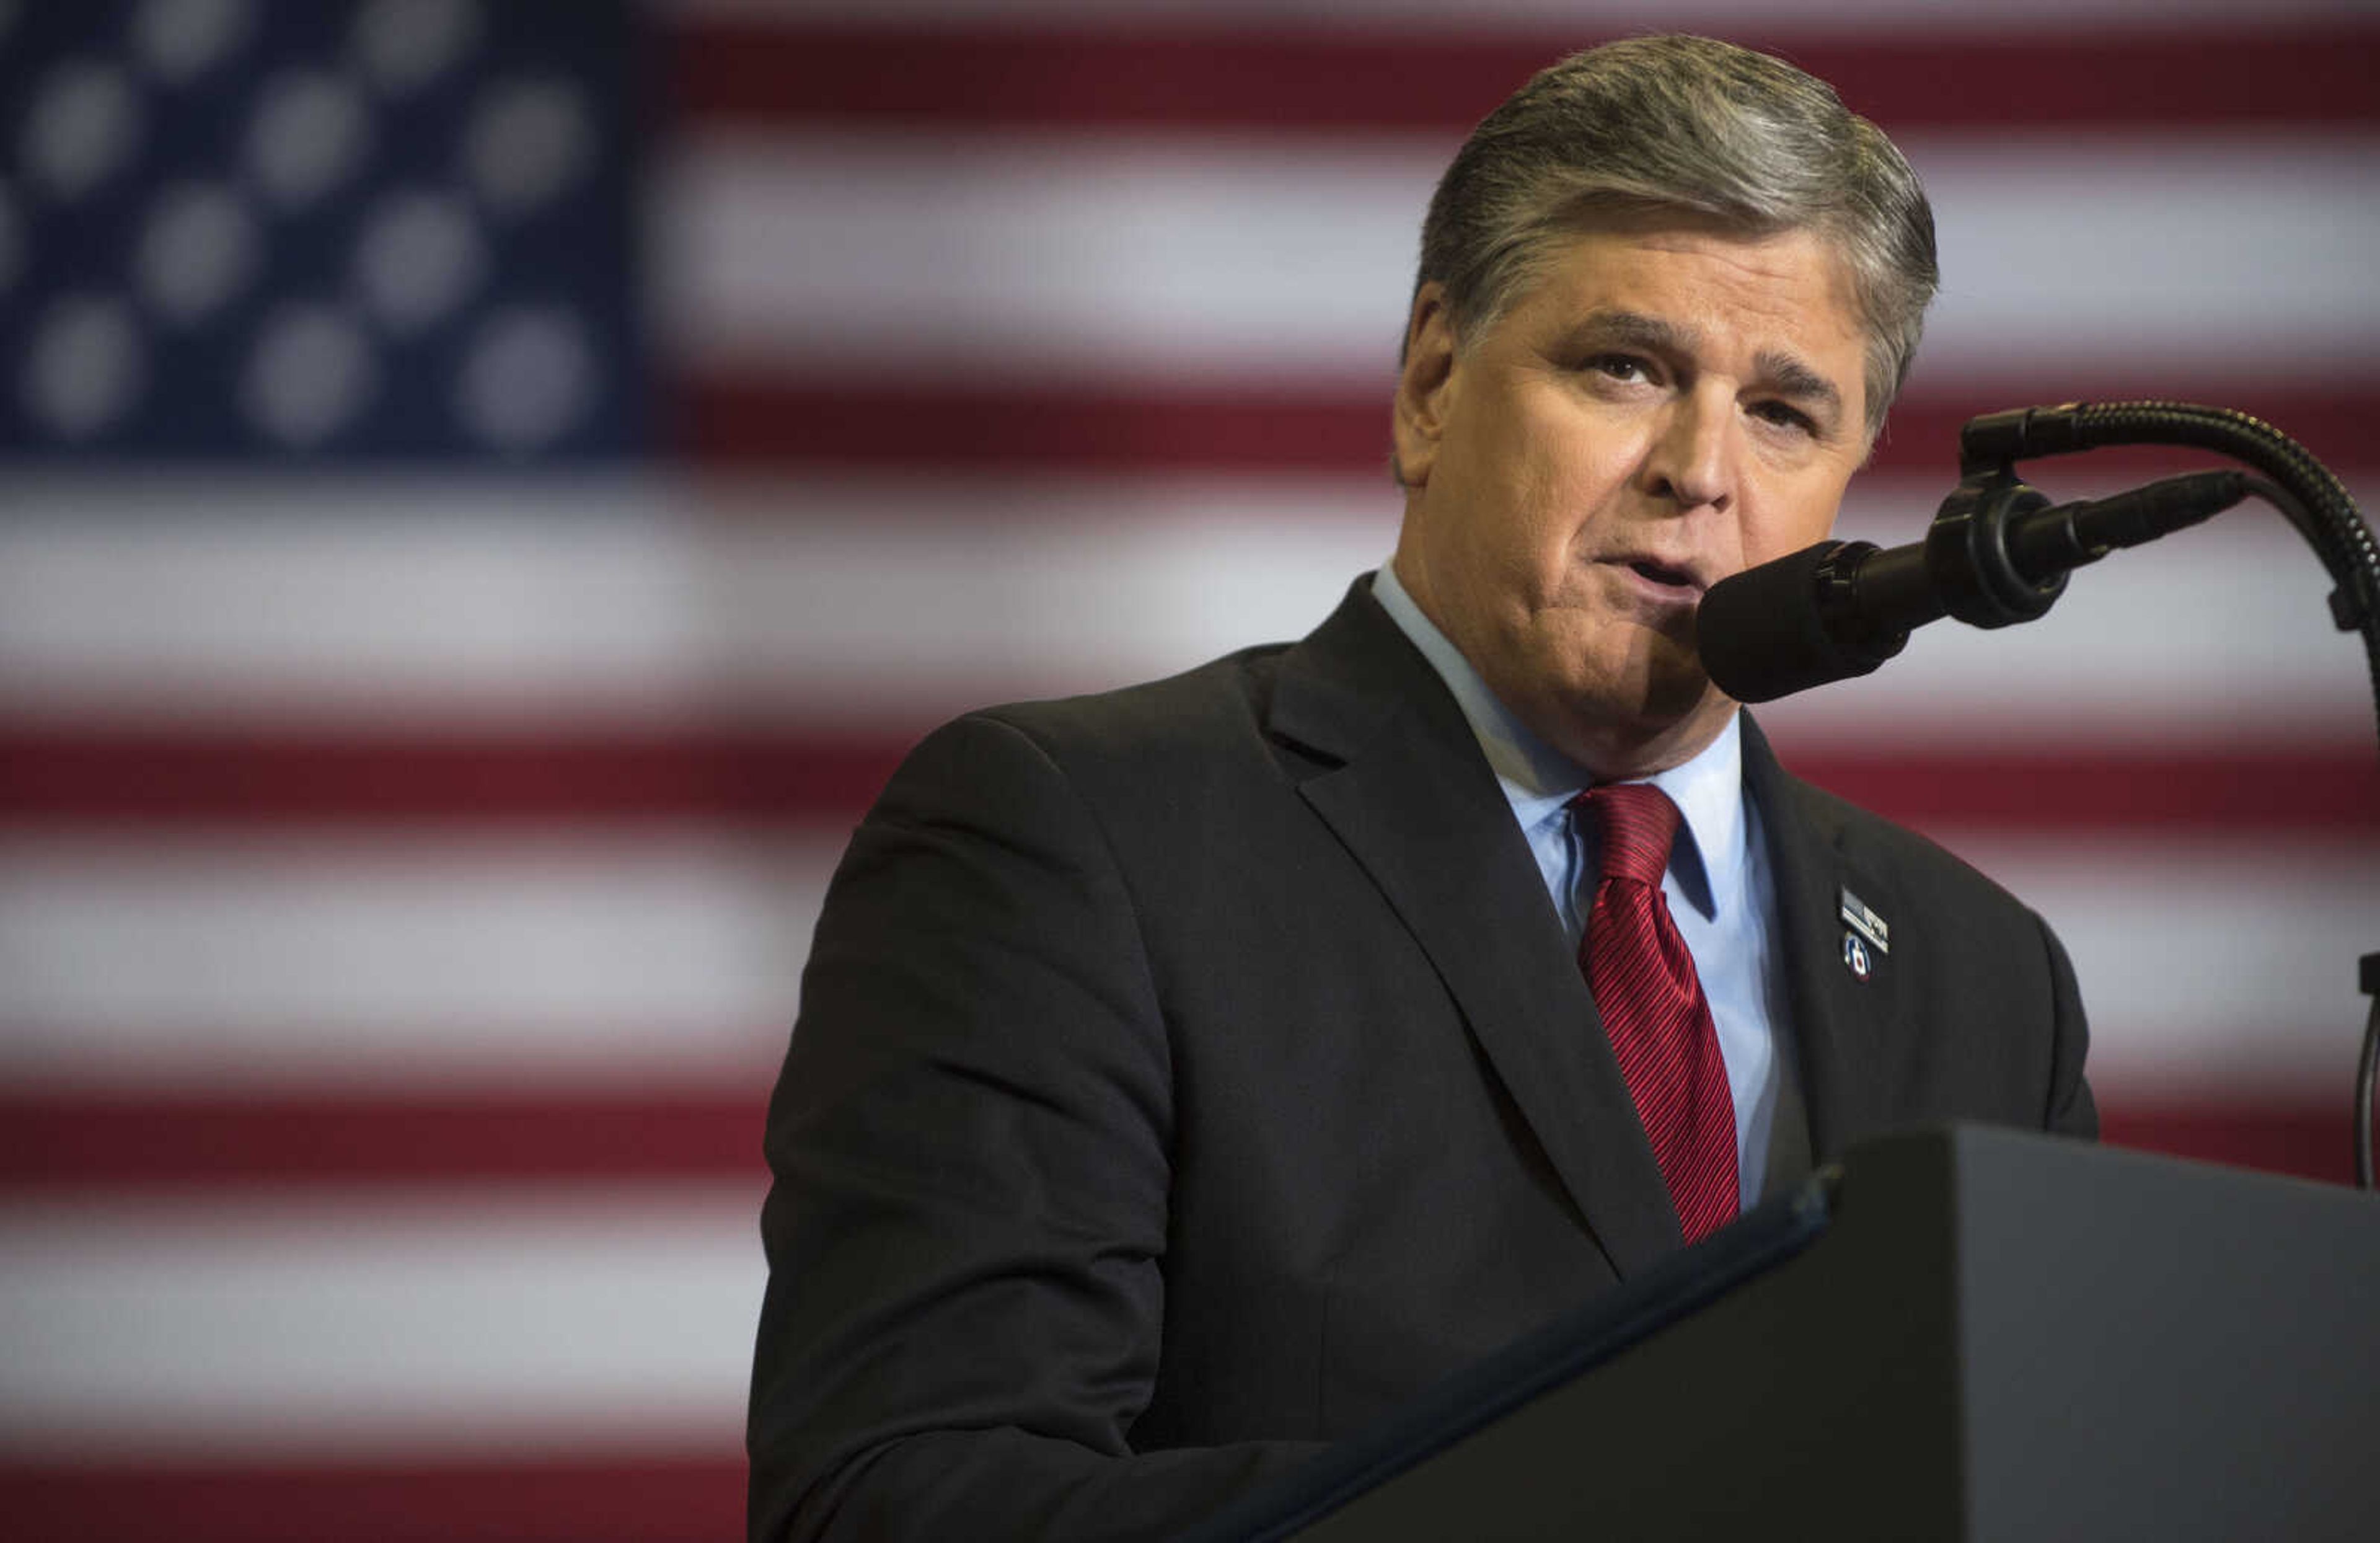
xmin=749 ymin=578 xmax=2096 ymax=1542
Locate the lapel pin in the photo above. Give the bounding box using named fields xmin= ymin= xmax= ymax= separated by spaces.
xmin=1841 ymin=929 xmax=1874 ymax=982
xmin=1838 ymin=887 xmax=1890 ymax=955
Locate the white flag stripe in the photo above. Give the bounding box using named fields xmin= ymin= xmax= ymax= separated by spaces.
xmin=0 ymin=476 xmax=730 ymax=725
xmin=0 ymin=831 xmax=2366 ymax=1094
xmin=0 ymin=1185 xmax=761 ymax=1459
xmin=0 ymin=834 xmax=828 ymax=1088
xmin=1909 ymin=135 xmax=2380 ymax=378
xmin=0 ymin=477 xmax=2365 ymax=738
xmin=0 ymin=476 xmax=1388 ymax=725
xmin=1926 ymin=833 xmax=2380 ymax=1095
xmin=662 ymin=131 xmax=1440 ymax=380
xmin=661 ymin=133 xmax=2380 ymax=381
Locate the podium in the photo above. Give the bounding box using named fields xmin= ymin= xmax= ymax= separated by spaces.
xmin=1186 ymin=1126 xmax=2380 ymax=1542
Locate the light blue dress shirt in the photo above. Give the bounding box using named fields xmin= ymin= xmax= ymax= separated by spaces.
xmin=1370 ymin=564 xmax=1792 ymax=1207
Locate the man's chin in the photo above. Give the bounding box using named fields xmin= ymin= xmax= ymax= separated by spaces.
xmin=1593 ymin=637 xmax=1716 ymax=727
xmin=1538 ymin=664 xmax=1730 ymax=778
xmin=1641 ymin=651 xmax=1719 ymax=721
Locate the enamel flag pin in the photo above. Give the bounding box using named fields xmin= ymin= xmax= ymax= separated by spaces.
xmin=1839 ymin=887 xmax=1889 ymax=983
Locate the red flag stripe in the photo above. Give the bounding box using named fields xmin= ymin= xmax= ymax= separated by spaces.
xmin=0 ymin=1090 xmax=767 ymax=1192
xmin=676 ymin=374 xmax=2378 ymax=483
xmin=671 ymin=21 xmax=2380 ymax=133
xmin=0 ymin=1457 xmax=741 ymax=1543
xmin=0 ymin=1089 xmax=2351 ymax=1192
xmin=0 ymin=727 xmax=2371 ymax=831
xmin=0 ymin=727 xmax=915 ymax=825
xmin=2096 ymin=1099 xmax=2363 ymax=1186
xmin=1764 ymin=745 xmax=2380 ymax=838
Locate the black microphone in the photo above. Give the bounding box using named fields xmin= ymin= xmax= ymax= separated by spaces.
xmin=1697 ymin=469 xmax=2250 ymax=704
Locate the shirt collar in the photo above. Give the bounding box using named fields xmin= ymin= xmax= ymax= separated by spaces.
xmin=1370 ymin=562 xmax=1746 ymax=921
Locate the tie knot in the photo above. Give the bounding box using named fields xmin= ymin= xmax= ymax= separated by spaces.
xmin=1577 ymin=782 xmax=1680 ymax=888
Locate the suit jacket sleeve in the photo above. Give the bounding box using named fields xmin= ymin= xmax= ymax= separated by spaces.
xmin=748 ymin=712 xmax=1326 ymax=1542
xmin=2037 ymin=907 xmax=2099 ymax=1140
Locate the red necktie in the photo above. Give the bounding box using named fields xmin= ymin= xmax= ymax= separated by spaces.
xmin=1575 ymin=784 xmax=1739 ymax=1243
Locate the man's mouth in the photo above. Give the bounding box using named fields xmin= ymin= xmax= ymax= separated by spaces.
xmin=1624 ymin=557 xmax=1704 ymax=593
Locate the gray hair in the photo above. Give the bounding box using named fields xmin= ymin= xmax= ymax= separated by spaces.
xmin=1412 ymin=33 xmax=1938 ymax=439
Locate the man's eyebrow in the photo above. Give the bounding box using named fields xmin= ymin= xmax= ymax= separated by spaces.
xmin=1567 ymin=309 xmax=1697 ymax=355
xmin=1755 ymin=348 xmax=1846 ymax=419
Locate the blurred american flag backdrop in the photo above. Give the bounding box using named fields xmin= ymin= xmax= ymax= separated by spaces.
xmin=1 ymin=0 xmax=2375 ymax=1537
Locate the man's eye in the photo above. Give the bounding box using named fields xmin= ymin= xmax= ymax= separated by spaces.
xmin=1587 ymin=354 xmax=1650 ymax=383
xmin=1752 ymin=399 xmax=1817 ymax=435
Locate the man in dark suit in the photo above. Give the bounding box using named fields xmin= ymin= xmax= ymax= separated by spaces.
xmin=749 ymin=34 xmax=2096 ymax=1543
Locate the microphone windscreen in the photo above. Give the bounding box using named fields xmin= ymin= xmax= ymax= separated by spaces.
xmin=1696 ymin=542 xmax=1890 ymax=704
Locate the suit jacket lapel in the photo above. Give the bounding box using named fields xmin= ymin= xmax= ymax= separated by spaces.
xmin=1270 ymin=581 xmax=1681 ymax=1277
xmin=1741 ymin=714 xmax=1907 ymax=1164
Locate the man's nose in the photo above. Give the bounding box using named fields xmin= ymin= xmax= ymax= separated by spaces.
xmin=1643 ymin=385 xmax=1735 ymax=511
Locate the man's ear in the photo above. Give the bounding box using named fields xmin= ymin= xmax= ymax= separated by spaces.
xmin=1391 ymin=284 xmax=1458 ymax=489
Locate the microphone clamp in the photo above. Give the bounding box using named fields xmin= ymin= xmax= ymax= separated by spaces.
xmin=1924 ymin=471 xmax=2070 ymax=630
